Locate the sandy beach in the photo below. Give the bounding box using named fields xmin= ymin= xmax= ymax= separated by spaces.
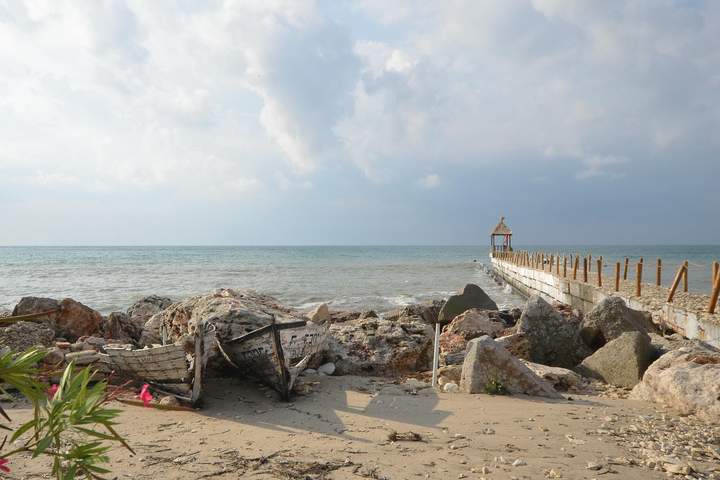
xmin=5 ymin=373 xmax=719 ymax=480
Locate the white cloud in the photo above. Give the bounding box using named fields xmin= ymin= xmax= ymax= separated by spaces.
xmin=576 ymin=155 xmax=628 ymax=180
xmin=418 ymin=173 xmax=440 ymax=189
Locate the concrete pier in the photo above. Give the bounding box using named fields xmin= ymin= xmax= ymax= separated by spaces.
xmin=491 ymin=256 xmax=720 ymax=348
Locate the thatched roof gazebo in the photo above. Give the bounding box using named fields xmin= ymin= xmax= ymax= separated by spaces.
xmin=490 ymin=216 xmax=512 ymax=252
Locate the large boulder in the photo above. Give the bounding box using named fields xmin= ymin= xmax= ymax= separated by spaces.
xmin=127 ymin=295 xmax=173 ymax=323
xmin=437 ymin=284 xmax=498 ymax=323
xmin=439 ymin=309 xmax=506 ymax=362
xmin=326 ymin=317 xmax=433 ymax=375
xmin=0 ymin=321 xmax=55 ymax=352
xmin=495 ymin=332 xmax=531 ymax=360
xmin=459 ymin=336 xmax=562 ymax=399
xmin=12 ymin=297 xmax=60 ymax=317
xmin=55 ymin=299 xmax=103 ymax=340
xmin=385 ymin=299 xmax=447 ymax=325
xmin=114 ymin=295 xmax=173 ymax=345
xmin=515 ymin=296 xmax=591 ymax=368
xmin=576 ymin=332 xmax=654 ymax=388
xmin=580 ymin=297 xmax=659 ymax=349
xmin=307 ymin=303 xmax=330 ymax=323
xmin=631 ymin=347 xmax=720 ymax=422
xmin=105 ymin=312 xmax=141 ymax=344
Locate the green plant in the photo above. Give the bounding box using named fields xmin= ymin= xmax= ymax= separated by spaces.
xmin=0 ymin=348 xmax=133 ymax=479
xmin=483 ymin=375 xmax=507 ymax=395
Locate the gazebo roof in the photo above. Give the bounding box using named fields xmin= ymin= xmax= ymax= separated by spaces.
xmin=491 ymin=216 xmax=512 ymax=236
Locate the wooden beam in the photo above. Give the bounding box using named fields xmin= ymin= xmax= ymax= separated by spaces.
xmin=623 ymin=257 xmax=629 ymax=280
xmin=0 ymin=309 xmax=60 ymax=325
xmin=636 ymin=261 xmax=643 ymax=297
xmin=656 ymin=258 xmax=662 ymax=286
xmin=614 ymin=262 xmax=620 ymax=292
xmin=683 ymin=260 xmax=689 ymax=292
xmin=708 ymin=270 xmax=720 ymax=314
xmin=597 ymin=258 xmax=603 ymax=287
xmin=583 ymin=257 xmax=588 ymax=283
xmin=666 ymin=263 xmax=686 ymax=303
xmin=573 ymin=256 xmax=579 ymax=280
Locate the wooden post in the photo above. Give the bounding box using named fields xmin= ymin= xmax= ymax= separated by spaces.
xmin=656 ymin=258 xmax=662 ymax=286
xmin=191 ymin=324 xmax=205 ymax=406
xmin=583 ymin=258 xmax=588 ymax=283
xmin=597 ymin=258 xmax=602 ymax=287
xmin=682 ymin=260 xmax=689 ymax=292
xmin=556 ymin=255 xmax=560 ymax=275
xmin=635 ymin=261 xmax=643 ymax=297
xmin=713 ymin=261 xmax=719 ymax=284
xmin=666 ymin=263 xmax=687 ymax=303
xmin=614 ymin=262 xmax=620 ymax=292
xmin=623 ymin=257 xmax=629 ymax=280
xmin=563 ymin=256 xmax=567 ymax=278
xmin=269 ymin=316 xmax=291 ymax=401
xmin=573 ymin=256 xmax=579 ymax=280
xmin=709 ymin=270 xmax=720 ymax=314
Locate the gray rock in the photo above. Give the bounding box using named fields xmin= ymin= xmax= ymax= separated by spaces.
xmin=515 ymin=296 xmax=591 ymax=368
xmin=438 ymin=284 xmax=498 ymax=323
xmin=443 ymin=382 xmax=459 ymax=393
xmin=65 ymin=350 xmax=100 ymax=365
xmin=631 ymin=346 xmax=720 ymax=422
xmin=439 ymin=309 xmax=507 ymax=364
xmin=459 ymin=336 xmax=562 ymax=399
xmin=521 ymin=361 xmax=582 ymax=391
xmin=307 ymin=303 xmax=330 ymax=323
xmin=326 ymin=317 xmax=433 ymax=376
xmin=386 ymin=299 xmax=446 ymax=325
xmin=127 ymin=295 xmax=173 ymax=321
xmin=495 ymin=332 xmax=530 ymax=360
xmin=12 ymin=297 xmax=60 ymax=317
xmin=106 ymin=311 xmax=144 ymax=345
xmin=42 ymin=347 xmax=66 ymax=365
xmin=317 ymin=362 xmax=336 ymax=375
xmin=577 ymin=332 xmax=653 ymax=388
xmin=0 ymin=321 xmax=55 ymax=353
xmin=580 ymin=296 xmax=659 ymax=349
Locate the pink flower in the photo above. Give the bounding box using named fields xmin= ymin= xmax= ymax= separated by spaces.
xmin=139 ymin=384 xmax=153 ymax=407
xmin=0 ymin=458 xmax=10 ymax=473
xmin=47 ymin=384 xmax=59 ymax=399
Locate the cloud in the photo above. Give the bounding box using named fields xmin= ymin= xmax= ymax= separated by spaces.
xmin=575 ymin=155 xmax=628 ymax=180
xmin=418 ymin=173 xmax=440 ymax=189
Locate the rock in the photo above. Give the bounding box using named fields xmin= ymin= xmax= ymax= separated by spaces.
xmin=329 ymin=310 xmax=362 ymax=324
xmin=0 ymin=321 xmax=54 ymax=353
xmin=443 ymin=351 xmax=466 ymax=365
xmin=12 ymin=297 xmax=60 ymax=317
xmin=386 ymin=300 xmax=446 ymax=325
xmin=326 ymin=317 xmax=433 ymax=376
xmin=139 ymin=313 xmax=165 ymax=347
xmin=127 ymin=295 xmax=173 ymax=322
xmin=580 ymin=296 xmax=659 ymax=349
xmin=307 ymin=303 xmax=330 ymax=323
xmin=630 ymin=346 xmax=720 ymax=422
xmin=577 ymin=332 xmax=654 ymax=388
xmin=301 ymin=368 xmax=317 ymax=376
xmin=515 ymin=296 xmax=591 ymax=368
xmin=648 ymin=332 xmax=717 ymax=359
xmin=359 ymin=310 xmax=378 ymax=319
xmin=106 ymin=312 xmax=144 ymax=345
xmin=55 ymin=299 xmax=103 ymax=340
xmin=459 ymin=336 xmax=562 ymax=399
xmin=521 ymin=361 xmax=582 ymax=391
xmin=42 ymin=347 xmax=66 ymax=365
xmin=317 ymin=362 xmax=336 ymax=375
xmin=437 ymin=364 xmax=462 ymax=385
xmin=438 ymin=284 xmax=498 ymax=323
xmin=55 ymin=341 xmax=71 ymax=350
xmin=495 ymin=332 xmax=530 ymax=360
xmin=439 ymin=309 xmax=507 ymax=363
xmin=443 ymin=382 xmax=459 ymax=393
xmin=83 ymin=336 xmax=108 ymax=352
xmin=159 ymin=395 xmax=179 ymax=406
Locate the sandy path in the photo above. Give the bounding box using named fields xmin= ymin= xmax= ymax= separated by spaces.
xmin=2 ymin=375 xmax=703 ymax=479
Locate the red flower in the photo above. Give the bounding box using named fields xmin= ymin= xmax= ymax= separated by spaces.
xmin=0 ymin=458 xmax=10 ymax=473
xmin=138 ymin=384 xmax=153 ymax=407
xmin=47 ymin=384 xmax=59 ymax=399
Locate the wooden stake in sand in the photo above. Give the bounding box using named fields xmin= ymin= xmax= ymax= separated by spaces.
xmin=583 ymin=258 xmax=588 ymax=283
xmin=623 ymin=257 xmax=629 ymax=280
xmin=431 ymin=323 xmax=441 ymax=387
xmin=683 ymin=260 xmax=689 ymax=292
xmin=656 ymin=259 xmax=662 ymax=286
xmin=636 ymin=261 xmax=643 ymax=297
xmin=563 ymin=257 xmax=567 ymax=278
xmin=614 ymin=262 xmax=620 ymax=292
xmin=667 ymin=263 xmax=687 ymax=303
xmin=709 ymin=270 xmax=720 ymax=314
xmin=597 ymin=259 xmax=602 ymax=287
xmin=573 ymin=256 xmax=579 ymax=280
xmin=713 ymin=261 xmax=719 ymax=284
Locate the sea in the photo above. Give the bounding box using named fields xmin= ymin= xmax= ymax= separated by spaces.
xmin=1 ymin=245 xmax=718 ymax=315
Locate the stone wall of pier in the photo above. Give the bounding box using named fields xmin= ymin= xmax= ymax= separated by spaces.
xmin=491 ymin=257 xmax=720 ymax=348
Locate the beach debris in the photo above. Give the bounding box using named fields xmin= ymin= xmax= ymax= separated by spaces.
xmin=579 ymin=296 xmax=659 ymax=349
xmin=326 ymin=317 xmax=432 ymax=375
xmin=387 ymin=430 xmax=424 ymax=442
xmin=630 ymin=346 xmax=720 ymax=421
xmin=139 ymin=383 xmax=153 ymax=406
xmin=459 ymin=336 xmax=562 ymax=398
xmin=0 ymin=320 xmax=54 ymax=352
xmin=576 ymin=331 xmax=653 ymax=387
xmin=307 ymin=303 xmax=330 ymax=323
xmin=515 ymin=295 xmax=591 ymax=368
xmin=437 ymin=284 xmax=498 ymax=323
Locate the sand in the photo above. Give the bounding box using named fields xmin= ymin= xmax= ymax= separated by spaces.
xmin=6 ymin=373 xmax=719 ymax=479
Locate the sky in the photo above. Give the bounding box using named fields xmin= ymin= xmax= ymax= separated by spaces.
xmin=1 ymin=0 xmax=719 ymax=246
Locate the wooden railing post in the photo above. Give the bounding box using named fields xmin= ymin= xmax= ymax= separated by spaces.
xmin=713 ymin=261 xmax=719 ymax=285
xmin=635 ymin=261 xmax=643 ymax=297
xmin=563 ymin=256 xmax=567 ymax=278
xmin=656 ymin=258 xmax=662 ymax=286
xmin=623 ymin=257 xmax=629 ymax=280
xmin=597 ymin=258 xmax=603 ymax=287
xmin=667 ymin=263 xmax=687 ymax=303
xmin=583 ymin=258 xmax=588 ymax=283
xmin=614 ymin=262 xmax=620 ymax=292
xmin=573 ymin=256 xmax=579 ymax=280
xmin=709 ymin=270 xmax=720 ymax=314
xmin=683 ymin=260 xmax=689 ymax=292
